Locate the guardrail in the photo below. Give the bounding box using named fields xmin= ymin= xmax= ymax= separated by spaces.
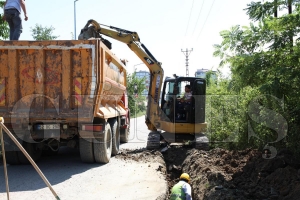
xmin=0 ymin=117 xmax=60 ymax=200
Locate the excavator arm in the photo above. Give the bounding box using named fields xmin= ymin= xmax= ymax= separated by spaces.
xmin=79 ymin=19 xmax=164 ymax=131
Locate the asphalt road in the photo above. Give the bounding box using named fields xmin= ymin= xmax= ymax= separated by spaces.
xmin=0 ymin=116 xmax=167 ymax=200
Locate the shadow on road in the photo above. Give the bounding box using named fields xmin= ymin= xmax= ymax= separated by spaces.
xmin=0 ymin=147 xmax=103 ymax=192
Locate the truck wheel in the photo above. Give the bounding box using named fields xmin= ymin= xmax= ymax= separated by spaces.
xmin=93 ymin=122 xmax=112 ymax=163
xmin=18 ymin=142 xmax=42 ymax=164
xmin=79 ymin=138 xmax=95 ymax=163
xmin=4 ymin=151 xmax=20 ymax=165
xmin=109 ymin=118 xmax=120 ymax=156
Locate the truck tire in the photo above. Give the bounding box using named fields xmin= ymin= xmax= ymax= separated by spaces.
xmin=109 ymin=118 xmax=120 ymax=156
xmin=79 ymin=138 xmax=95 ymax=163
xmin=93 ymin=122 xmax=112 ymax=163
xmin=4 ymin=151 xmax=20 ymax=165
xmin=17 ymin=142 xmax=42 ymax=164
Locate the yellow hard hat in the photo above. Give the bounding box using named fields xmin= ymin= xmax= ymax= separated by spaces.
xmin=180 ymin=173 xmax=190 ymax=183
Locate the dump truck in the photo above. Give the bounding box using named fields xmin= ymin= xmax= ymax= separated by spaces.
xmin=0 ymin=39 xmax=130 ymax=164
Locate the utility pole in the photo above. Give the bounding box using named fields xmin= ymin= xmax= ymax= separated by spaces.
xmin=74 ymin=0 xmax=79 ymax=39
xmin=181 ymin=48 xmax=193 ymax=77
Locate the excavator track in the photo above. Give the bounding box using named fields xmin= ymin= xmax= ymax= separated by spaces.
xmin=195 ymin=133 xmax=210 ymax=151
xmin=146 ymin=131 xmax=161 ymax=150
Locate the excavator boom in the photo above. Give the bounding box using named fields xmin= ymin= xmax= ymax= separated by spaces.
xmin=79 ymin=19 xmax=164 ymax=131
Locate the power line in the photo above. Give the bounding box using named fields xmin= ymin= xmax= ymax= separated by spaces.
xmin=182 ymin=0 xmax=195 ymax=48
xmin=184 ymin=0 xmax=195 ymax=37
xmin=196 ymin=0 xmax=216 ymax=41
xmin=191 ymin=0 xmax=205 ymax=36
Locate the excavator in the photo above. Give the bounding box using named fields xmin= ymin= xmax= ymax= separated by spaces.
xmin=78 ymin=19 xmax=209 ymax=150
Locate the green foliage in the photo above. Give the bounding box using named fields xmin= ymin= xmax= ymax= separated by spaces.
xmin=206 ymin=78 xmax=251 ymax=150
xmin=245 ymin=0 xmax=300 ymax=21
xmin=126 ymin=71 xmax=147 ymax=117
xmin=206 ymin=77 xmax=289 ymax=151
xmin=0 ymin=1 xmax=9 ymax=40
xmin=212 ymin=0 xmax=300 ymax=153
xmin=205 ymin=70 xmax=217 ymax=86
xmin=31 ymin=24 xmax=59 ymax=40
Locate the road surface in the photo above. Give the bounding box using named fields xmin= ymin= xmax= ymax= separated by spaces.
xmin=0 ymin=116 xmax=167 ymax=200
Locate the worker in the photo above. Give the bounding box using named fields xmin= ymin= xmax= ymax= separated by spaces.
xmin=2 ymin=0 xmax=28 ymax=40
xmin=177 ymin=85 xmax=192 ymax=120
xmin=170 ymin=173 xmax=192 ymax=200
xmin=180 ymin=85 xmax=192 ymax=103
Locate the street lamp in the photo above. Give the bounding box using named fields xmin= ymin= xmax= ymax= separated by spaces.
xmin=74 ymin=0 xmax=79 ymax=40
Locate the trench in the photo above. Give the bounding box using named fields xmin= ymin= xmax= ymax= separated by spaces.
xmin=160 ymin=145 xmax=194 ymax=199
xmin=117 ymin=145 xmax=195 ymax=199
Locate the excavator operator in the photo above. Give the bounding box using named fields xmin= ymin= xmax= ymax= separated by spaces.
xmin=177 ymin=85 xmax=192 ymax=120
xmin=170 ymin=173 xmax=192 ymax=200
xmin=180 ymin=85 xmax=192 ymax=103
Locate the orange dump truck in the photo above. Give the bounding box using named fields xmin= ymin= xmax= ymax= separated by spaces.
xmin=0 ymin=39 xmax=130 ymax=164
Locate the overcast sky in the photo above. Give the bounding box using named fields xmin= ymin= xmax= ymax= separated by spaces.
xmin=4 ymin=0 xmax=254 ymax=78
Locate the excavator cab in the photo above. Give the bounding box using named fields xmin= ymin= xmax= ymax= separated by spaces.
xmin=160 ymin=76 xmax=206 ymax=123
xmin=147 ymin=76 xmax=209 ymax=150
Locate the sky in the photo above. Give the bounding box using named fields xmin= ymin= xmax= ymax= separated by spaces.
xmin=3 ymin=0 xmax=254 ymax=79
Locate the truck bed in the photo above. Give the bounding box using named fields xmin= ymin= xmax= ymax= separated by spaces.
xmin=0 ymin=39 xmax=127 ymax=124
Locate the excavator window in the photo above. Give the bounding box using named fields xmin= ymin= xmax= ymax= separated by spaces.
xmin=192 ymin=79 xmax=206 ymax=123
xmin=165 ymin=81 xmax=174 ymax=101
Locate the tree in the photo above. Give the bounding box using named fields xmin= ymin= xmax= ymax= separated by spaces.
xmin=213 ymin=0 xmax=300 ymax=152
xmin=31 ymin=24 xmax=59 ymax=40
xmin=245 ymin=0 xmax=300 ymax=21
xmin=214 ymin=1 xmax=300 ymax=93
xmin=0 ymin=1 xmax=9 ymax=40
xmin=126 ymin=71 xmax=147 ymax=117
xmin=245 ymin=0 xmax=299 ymax=48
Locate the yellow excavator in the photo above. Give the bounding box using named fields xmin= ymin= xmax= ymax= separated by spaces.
xmin=78 ymin=20 xmax=209 ymax=150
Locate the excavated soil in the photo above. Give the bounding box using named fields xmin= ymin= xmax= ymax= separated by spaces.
xmin=117 ymin=146 xmax=300 ymax=200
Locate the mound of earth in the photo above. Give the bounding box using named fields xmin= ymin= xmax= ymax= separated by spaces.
xmin=163 ymin=146 xmax=300 ymax=200
xmin=117 ymin=146 xmax=300 ymax=200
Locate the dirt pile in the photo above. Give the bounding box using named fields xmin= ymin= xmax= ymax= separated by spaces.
xmin=163 ymin=147 xmax=300 ymax=200
xmin=117 ymin=148 xmax=166 ymax=167
xmin=117 ymin=146 xmax=300 ymax=200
